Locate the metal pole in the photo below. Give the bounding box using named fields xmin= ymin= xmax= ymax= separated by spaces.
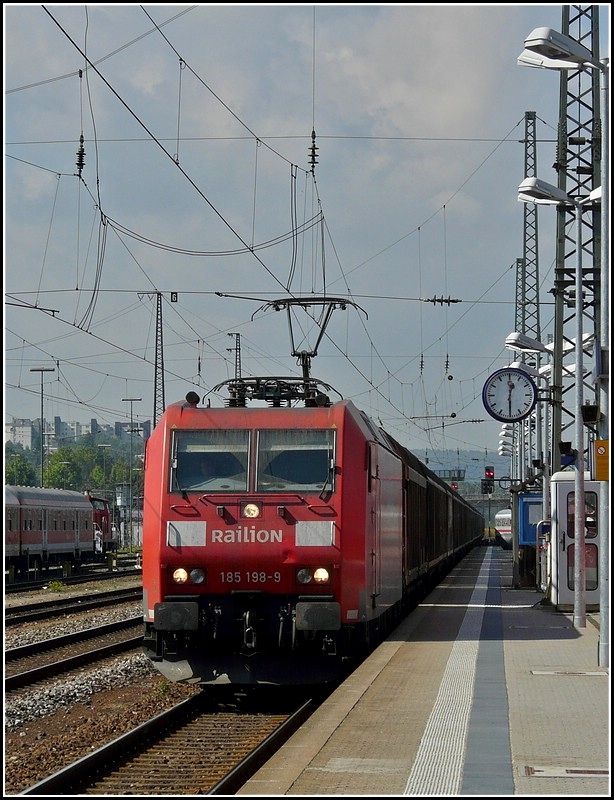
xmin=541 ymin=393 xmax=551 ymax=595
xmin=40 ymin=382 xmax=44 ymax=487
xmin=122 ymin=398 xmax=141 ymax=553
xmin=597 ymin=58 xmax=609 ymax=666
xmin=573 ymin=203 xmax=586 ymax=628
xmin=542 ymin=387 xmax=551 ymax=518
xmin=511 ymin=487 xmax=520 ymax=589
xmin=30 ymin=367 xmax=55 ymax=488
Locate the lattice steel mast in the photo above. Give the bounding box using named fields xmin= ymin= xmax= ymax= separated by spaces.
xmin=153 ymin=292 xmax=165 ymax=427
xmin=515 ymin=110 xmax=541 ymax=482
xmin=550 ymin=4 xmax=602 ymax=471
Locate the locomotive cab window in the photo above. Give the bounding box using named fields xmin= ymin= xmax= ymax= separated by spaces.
xmin=171 ymin=430 xmax=249 ymax=492
xmin=256 ymin=429 xmax=335 ymax=493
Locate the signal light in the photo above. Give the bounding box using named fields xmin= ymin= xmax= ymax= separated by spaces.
xmin=481 ymin=479 xmax=495 ymax=494
xmin=485 ymin=465 xmax=495 ymax=479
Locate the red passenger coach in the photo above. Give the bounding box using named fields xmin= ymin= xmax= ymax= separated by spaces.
xmin=142 ymin=378 xmax=483 ymax=686
xmin=5 ymin=486 xmax=114 ymax=572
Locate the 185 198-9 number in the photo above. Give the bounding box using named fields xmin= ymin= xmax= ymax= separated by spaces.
xmin=220 ymin=571 xmax=282 ymax=584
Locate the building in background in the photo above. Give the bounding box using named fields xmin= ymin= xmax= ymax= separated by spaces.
xmin=5 ymin=415 xmax=151 ymax=449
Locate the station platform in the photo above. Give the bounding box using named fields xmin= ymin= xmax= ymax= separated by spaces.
xmin=238 ymin=545 xmax=610 ymax=796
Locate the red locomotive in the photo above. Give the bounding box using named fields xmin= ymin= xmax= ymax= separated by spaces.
xmin=5 ymin=486 xmax=115 ymax=573
xmin=142 ymin=376 xmax=483 ymax=686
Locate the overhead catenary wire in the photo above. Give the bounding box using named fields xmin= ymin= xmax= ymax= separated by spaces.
xmin=7 ymin=8 xmax=541 ymax=455
xmin=40 ymin=5 xmax=304 ymax=301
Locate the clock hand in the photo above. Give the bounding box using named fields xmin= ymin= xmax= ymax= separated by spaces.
xmin=507 ymin=380 xmax=515 ymax=415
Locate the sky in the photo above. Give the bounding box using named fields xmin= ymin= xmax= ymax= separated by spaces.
xmin=4 ymin=4 xmax=610 ymax=471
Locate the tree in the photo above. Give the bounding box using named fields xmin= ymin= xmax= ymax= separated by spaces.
xmin=47 ymin=448 xmax=78 ymax=491
xmin=5 ymin=448 xmax=36 ymax=486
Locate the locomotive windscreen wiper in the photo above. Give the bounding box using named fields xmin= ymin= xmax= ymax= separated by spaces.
xmin=170 ymin=457 xmax=190 ymax=500
xmin=319 ymin=457 xmax=335 ymax=500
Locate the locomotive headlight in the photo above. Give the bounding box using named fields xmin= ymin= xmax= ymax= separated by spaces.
xmin=189 ymin=568 xmax=205 ymax=584
xmin=241 ymin=501 xmax=262 ymax=519
xmin=313 ymin=567 xmax=330 ymax=584
xmin=171 ymin=567 xmax=206 ymax=585
xmin=296 ymin=567 xmax=331 ymax=585
xmin=172 ymin=568 xmax=189 ymax=584
xmin=297 ymin=568 xmax=313 ymax=584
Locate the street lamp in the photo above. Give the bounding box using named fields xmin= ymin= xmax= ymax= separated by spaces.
xmin=521 ymin=26 xmax=606 ymax=71
xmin=504 ymin=331 xmax=551 ymax=355
xmin=510 ymin=358 xmax=544 ymax=480
xmin=519 ymin=24 xmax=609 ymax=665
xmin=122 ymin=398 xmax=141 ymax=552
xmin=30 ymin=367 xmax=55 ymax=487
xmin=518 ymin=176 xmax=594 ymax=629
xmin=505 ymin=329 xmax=591 ymax=356
xmin=510 ymin=360 xmax=540 ymax=379
xmin=58 ymin=461 xmax=70 ymax=490
xmin=98 ymin=444 xmax=111 ymax=495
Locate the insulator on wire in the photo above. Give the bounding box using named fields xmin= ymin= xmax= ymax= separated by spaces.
xmin=309 ymin=129 xmax=319 ymax=172
xmin=421 ymin=295 xmax=461 ymax=306
xmin=76 ymin=134 xmax=86 ymax=177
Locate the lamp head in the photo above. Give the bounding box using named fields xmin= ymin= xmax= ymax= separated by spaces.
xmin=523 ymin=27 xmax=601 ymax=70
xmin=510 ymin=360 xmax=541 ymax=379
xmin=517 ymin=49 xmax=584 ymax=71
xmin=518 ymin=177 xmax=571 ymax=205
xmin=505 ymin=331 xmax=550 ymax=354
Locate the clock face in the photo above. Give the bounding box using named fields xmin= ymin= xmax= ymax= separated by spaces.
xmin=482 ymin=368 xmax=538 ymax=423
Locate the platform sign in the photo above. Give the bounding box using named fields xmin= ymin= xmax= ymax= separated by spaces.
xmin=594 ymin=440 xmax=609 ymax=481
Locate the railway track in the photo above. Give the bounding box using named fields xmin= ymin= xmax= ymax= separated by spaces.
xmin=20 ymin=692 xmax=319 ymax=795
xmin=5 ymin=566 xmax=142 ymax=594
xmin=5 ymin=617 xmax=143 ymax=691
xmin=5 ymin=587 xmax=142 ymax=625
